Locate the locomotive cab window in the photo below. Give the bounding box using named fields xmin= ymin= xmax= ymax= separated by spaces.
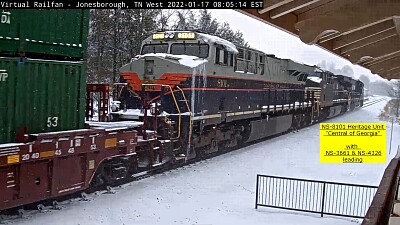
xmin=259 ymin=55 xmax=265 ymax=75
xmin=235 ymin=48 xmax=245 ymax=72
xmin=215 ymin=45 xmax=233 ymax=67
xmin=141 ymin=44 xmax=169 ymax=54
xmin=308 ymin=72 xmax=321 ymax=78
xmin=229 ymin=53 xmax=234 ymax=66
xmin=246 ymin=50 xmax=252 ymax=60
xmin=298 ymin=73 xmax=306 ymax=81
xmin=224 ymin=51 xmax=229 ymax=65
xmin=215 ymin=46 xmax=234 ymax=66
xmin=246 ymin=50 xmax=257 ymax=74
xmin=215 ymin=46 xmax=224 ymax=65
xmin=170 ymin=43 xmax=209 ymax=58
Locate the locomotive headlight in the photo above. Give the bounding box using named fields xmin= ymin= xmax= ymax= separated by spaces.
xmin=165 ymin=32 xmax=175 ymax=39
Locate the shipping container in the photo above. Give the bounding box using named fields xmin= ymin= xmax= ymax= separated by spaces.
xmin=0 ymin=57 xmax=87 ymax=144
xmin=0 ymin=10 xmax=89 ymax=59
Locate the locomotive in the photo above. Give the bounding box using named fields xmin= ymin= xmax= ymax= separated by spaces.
xmin=112 ymin=30 xmax=364 ymax=161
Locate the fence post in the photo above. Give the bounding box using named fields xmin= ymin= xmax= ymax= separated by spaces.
xmin=255 ymin=175 xmax=260 ymax=209
xmin=321 ymin=183 xmax=326 ymax=217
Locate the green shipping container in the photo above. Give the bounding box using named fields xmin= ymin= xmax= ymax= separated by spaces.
xmin=0 ymin=57 xmax=86 ymax=144
xmin=0 ymin=9 xmax=89 ymax=59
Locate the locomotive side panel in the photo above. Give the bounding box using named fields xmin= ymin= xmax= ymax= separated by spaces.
xmin=117 ymin=31 xmax=312 ymax=120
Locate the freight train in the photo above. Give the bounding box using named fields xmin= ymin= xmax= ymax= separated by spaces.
xmin=111 ymin=30 xmax=364 ymax=160
xmin=0 ymin=13 xmax=363 ymax=214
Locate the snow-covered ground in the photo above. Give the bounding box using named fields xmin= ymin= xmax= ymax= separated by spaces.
xmin=9 ymin=96 xmax=399 ymax=225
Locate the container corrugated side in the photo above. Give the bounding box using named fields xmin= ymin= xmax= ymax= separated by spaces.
xmin=0 ymin=57 xmax=86 ymax=144
xmin=0 ymin=10 xmax=89 ymax=59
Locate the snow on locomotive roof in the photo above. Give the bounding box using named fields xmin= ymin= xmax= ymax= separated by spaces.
xmin=314 ymin=67 xmax=325 ymax=72
xmin=149 ymin=31 xmax=238 ymax=54
xmin=138 ymin=53 xmax=208 ymax=68
xmin=197 ymin=33 xmax=239 ymax=54
xmin=307 ymin=76 xmax=322 ymax=83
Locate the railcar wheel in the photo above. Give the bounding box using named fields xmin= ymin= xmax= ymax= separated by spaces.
xmin=92 ymin=158 xmax=132 ymax=187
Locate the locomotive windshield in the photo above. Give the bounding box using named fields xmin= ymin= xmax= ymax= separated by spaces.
xmin=140 ymin=43 xmax=209 ymax=58
xmin=141 ymin=44 xmax=169 ymax=54
xmin=170 ymin=43 xmax=209 ymax=58
xmin=308 ymin=72 xmax=322 ymax=78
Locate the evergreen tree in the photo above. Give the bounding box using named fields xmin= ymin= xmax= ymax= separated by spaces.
xmin=197 ymin=11 xmax=248 ymax=47
xmin=87 ymin=9 xmax=160 ymax=83
xmin=157 ymin=9 xmax=176 ymax=31
xmin=173 ymin=10 xmax=197 ymax=31
xmin=197 ymin=9 xmax=219 ymax=34
xmin=87 ymin=9 xmax=114 ymax=83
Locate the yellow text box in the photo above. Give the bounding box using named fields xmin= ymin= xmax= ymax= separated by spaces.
xmin=320 ymin=123 xmax=386 ymax=163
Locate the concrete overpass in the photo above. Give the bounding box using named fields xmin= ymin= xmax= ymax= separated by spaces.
xmin=238 ymin=0 xmax=400 ymax=80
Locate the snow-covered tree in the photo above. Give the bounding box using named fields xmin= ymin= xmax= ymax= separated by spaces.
xmin=197 ymin=9 xmax=219 ymax=34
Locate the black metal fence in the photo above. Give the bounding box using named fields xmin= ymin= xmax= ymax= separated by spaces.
xmin=255 ymin=175 xmax=378 ymax=218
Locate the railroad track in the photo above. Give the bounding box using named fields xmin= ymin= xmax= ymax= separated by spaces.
xmin=0 ymin=101 xmax=384 ymax=223
xmin=362 ymin=97 xmax=386 ymax=108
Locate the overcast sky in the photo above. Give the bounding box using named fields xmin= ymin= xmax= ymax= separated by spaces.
xmin=209 ymin=9 xmax=386 ymax=82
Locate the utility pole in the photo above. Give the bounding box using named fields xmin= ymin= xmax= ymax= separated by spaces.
xmin=390 ymin=116 xmax=394 ymax=155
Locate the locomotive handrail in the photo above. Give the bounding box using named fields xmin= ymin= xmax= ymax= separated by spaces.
xmin=176 ymin=86 xmax=193 ymax=161
xmin=141 ymin=84 xmax=182 ymax=140
xmin=112 ymin=83 xmax=140 ymax=100
xmin=166 ymin=85 xmax=182 ymax=140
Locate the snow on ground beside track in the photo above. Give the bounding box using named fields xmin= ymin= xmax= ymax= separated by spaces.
xmin=12 ymin=96 xmax=399 ymax=225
